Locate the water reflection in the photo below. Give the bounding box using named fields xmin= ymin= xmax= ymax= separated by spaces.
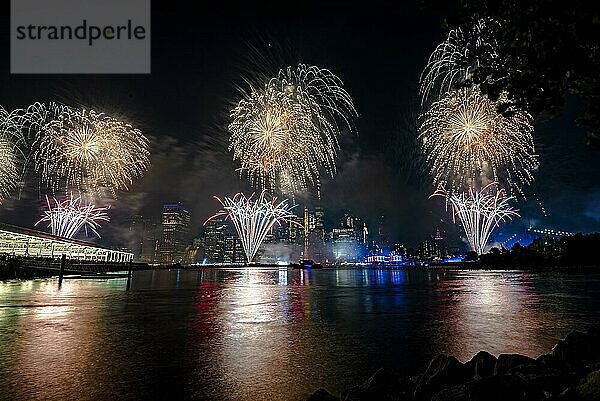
xmin=0 ymin=269 xmax=599 ymax=401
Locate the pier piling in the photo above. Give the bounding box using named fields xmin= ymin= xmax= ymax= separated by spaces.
xmin=126 ymin=259 xmax=133 ymax=290
xmin=58 ymin=254 xmax=66 ymax=287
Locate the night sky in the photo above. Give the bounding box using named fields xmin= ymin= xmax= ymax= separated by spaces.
xmin=0 ymin=1 xmax=598 ymax=248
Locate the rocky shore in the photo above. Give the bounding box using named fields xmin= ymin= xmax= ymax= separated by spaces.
xmin=307 ymin=325 xmax=600 ymax=401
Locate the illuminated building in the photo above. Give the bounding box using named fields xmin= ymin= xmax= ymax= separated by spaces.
xmin=288 ymin=214 xmax=304 ymax=245
xmin=417 ymin=229 xmax=446 ymax=261
xmin=202 ymin=218 xmax=227 ymax=263
xmin=301 ymin=206 xmax=326 ymax=261
xmin=0 ymin=222 xmax=132 ymax=262
xmin=127 ymin=214 xmax=158 ymax=262
xmin=157 ymin=202 xmax=191 ymax=264
xmin=223 ymin=232 xmax=245 ymax=264
xmin=140 ymin=220 xmax=159 ymax=263
xmin=332 ymin=227 xmax=358 ymax=262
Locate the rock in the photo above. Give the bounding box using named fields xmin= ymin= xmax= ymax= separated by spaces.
xmin=414 ymin=354 xmax=466 ymax=400
xmin=552 ymin=331 xmax=594 ymax=370
xmin=363 ymin=368 xmax=400 ymax=389
xmin=468 ymin=374 xmax=527 ymax=401
xmin=307 ymin=389 xmax=339 ymax=401
xmin=587 ymin=324 xmax=600 ymax=341
xmin=431 ymin=385 xmax=468 ymax=401
xmin=558 ymin=386 xmax=577 ymax=400
xmin=575 ymin=370 xmax=600 ymax=401
xmin=362 ymin=368 xmax=415 ymax=400
xmin=341 ymin=387 xmax=399 ymax=401
xmin=465 ymin=351 xmax=497 ymax=380
xmin=494 ymin=354 xmax=537 ymax=376
xmin=517 ymin=370 xmax=579 ymax=399
xmin=536 ymin=353 xmax=555 ymax=368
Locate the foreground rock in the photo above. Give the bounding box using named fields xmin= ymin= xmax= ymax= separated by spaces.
xmin=307 ymin=324 xmax=600 ymax=401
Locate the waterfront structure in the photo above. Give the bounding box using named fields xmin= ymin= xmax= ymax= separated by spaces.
xmin=0 ymin=222 xmax=132 ymax=262
xmin=157 ymin=202 xmax=191 ymax=264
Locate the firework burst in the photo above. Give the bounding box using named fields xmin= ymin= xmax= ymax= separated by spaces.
xmin=418 ymin=86 xmax=537 ymax=196
xmin=431 ymin=183 xmax=520 ymax=254
xmin=0 ymin=104 xmax=43 ymax=203
xmin=229 ymin=64 xmax=356 ymax=196
xmin=32 ymin=103 xmax=150 ymax=198
xmin=419 ymin=18 xmax=503 ymax=107
xmin=205 ymin=191 xmax=299 ymax=263
xmin=35 ymin=193 xmax=110 ymax=239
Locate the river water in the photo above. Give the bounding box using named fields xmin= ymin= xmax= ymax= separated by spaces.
xmin=0 ymin=268 xmax=599 ymax=401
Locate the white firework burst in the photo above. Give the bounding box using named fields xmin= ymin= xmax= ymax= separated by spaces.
xmin=229 ymin=64 xmax=356 ymax=196
xmin=418 ymin=86 xmax=537 ymax=196
xmin=431 ymin=183 xmax=520 ymax=254
xmin=36 ymin=193 xmax=110 ymax=239
xmin=32 ymin=103 xmax=150 ymax=198
xmin=420 ymin=18 xmax=503 ymax=107
xmin=205 ymin=191 xmax=300 ymax=263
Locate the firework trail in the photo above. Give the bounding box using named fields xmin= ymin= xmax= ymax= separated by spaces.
xmin=229 ymin=64 xmax=356 ymax=196
xmin=419 ymin=18 xmax=503 ymax=107
xmin=205 ymin=191 xmax=299 ymax=263
xmin=32 ymin=103 xmax=150 ymax=198
xmin=431 ymin=183 xmax=520 ymax=254
xmin=35 ymin=193 xmax=110 ymax=239
xmin=0 ymin=104 xmax=44 ymax=203
xmin=418 ymin=86 xmax=537 ymax=197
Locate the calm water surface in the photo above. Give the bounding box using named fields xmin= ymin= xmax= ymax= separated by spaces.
xmin=1 ymin=268 xmax=599 ymax=401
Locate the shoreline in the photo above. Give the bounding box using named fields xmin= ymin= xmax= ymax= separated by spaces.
xmin=307 ymin=325 xmax=600 ymax=401
xmin=3 ymin=262 xmax=600 ymax=281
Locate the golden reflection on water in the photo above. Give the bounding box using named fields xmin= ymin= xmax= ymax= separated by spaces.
xmin=433 ymin=271 xmax=571 ymax=361
xmin=0 ymin=280 xmax=104 ymax=401
xmin=0 ymin=269 xmax=598 ymax=401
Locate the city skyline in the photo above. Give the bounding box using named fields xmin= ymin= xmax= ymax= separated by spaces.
xmin=0 ymin=2 xmax=598 ymax=251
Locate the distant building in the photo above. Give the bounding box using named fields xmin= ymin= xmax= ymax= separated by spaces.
xmin=202 ymin=218 xmax=227 ymax=263
xmin=288 ymin=214 xmax=304 ymax=245
xmin=332 ymin=227 xmax=358 ymax=262
xmin=157 ymin=202 xmax=191 ymax=264
xmin=127 ymin=214 xmax=159 ymax=263
xmin=141 ymin=220 xmax=159 ymax=263
xmin=418 ymin=229 xmax=446 ymax=261
xmin=377 ymin=215 xmax=389 ymax=250
xmin=126 ymin=214 xmax=145 ymax=259
xmin=223 ymin=231 xmax=245 ymax=263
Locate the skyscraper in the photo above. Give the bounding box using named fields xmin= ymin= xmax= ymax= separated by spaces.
xmin=202 ymin=218 xmax=227 ymax=263
xmin=157 ymin=202 xmax=191 ymax=264
xmin=141 ymin=219 xmax=159 ymax=263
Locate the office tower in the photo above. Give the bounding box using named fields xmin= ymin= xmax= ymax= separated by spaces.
xmin=202 ymin=218 xmax=227 ymax=263
xmin=158 ymin=202 xmax=191 ymax=264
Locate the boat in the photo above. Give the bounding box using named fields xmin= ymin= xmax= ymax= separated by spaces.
xmin=292 ymin=259 xmax=323 ymax=269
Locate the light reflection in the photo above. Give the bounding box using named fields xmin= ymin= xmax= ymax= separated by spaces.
xmin=433 ymin=271 xmax=558 ymax=360
xmin=277 ymin=266 xmax=288 ymax=285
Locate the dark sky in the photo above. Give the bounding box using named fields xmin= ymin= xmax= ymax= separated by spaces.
xmin=0 ymin=1 xmax=598 ymax=248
